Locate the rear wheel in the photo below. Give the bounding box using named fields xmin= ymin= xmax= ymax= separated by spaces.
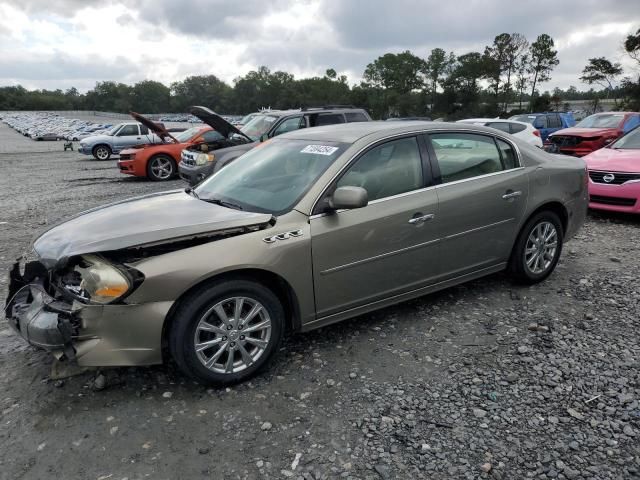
xmin=92 ymin=145 xmax=111 ymax=160
xmin=509 ymin=211 xmax=563 ymax=284
xmin=169 ymin=280 xmax=285 ymax=385
xmin=147 ymin=155 xmax=176 ymax=181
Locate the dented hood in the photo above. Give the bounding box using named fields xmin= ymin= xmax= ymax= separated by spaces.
xmin=33 ymin=190 xmax=273 ymax=265
xmin=190 ymin=106 xmax=253 ymax=142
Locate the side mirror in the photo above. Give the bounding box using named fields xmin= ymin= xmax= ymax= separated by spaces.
xmin=329 ymin=186 xmax=368 ymax=210
xmin=259 ymin=133 xmax=268 ymax=142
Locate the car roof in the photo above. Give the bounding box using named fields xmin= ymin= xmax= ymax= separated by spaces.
xmin=255 ymin=107 xmax=368 ymax=118
xmin=458 ymin=118 xmax=530 ymax=126
xmin=282 ymin=121 xmax=507 ymax=143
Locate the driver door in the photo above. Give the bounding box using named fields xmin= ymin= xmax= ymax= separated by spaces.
xmin=114 ymin=124 xmax=143 ymax=150
xmin=310 ymin=136 xmax=441 ymax=318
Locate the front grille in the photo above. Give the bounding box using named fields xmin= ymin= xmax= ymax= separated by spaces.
xmin=550 ymin=135 xmax=581 ymax=147
xmin=590 ymin=194 xmax=637 ymax=207
xmin=589 ymin=170 xmax=640 ymax=185
xmin=181 ymin=151 xmax=197 ymax=166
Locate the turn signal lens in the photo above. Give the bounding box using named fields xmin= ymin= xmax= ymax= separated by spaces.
xmin=76 ymin=255 xmax=131 ymax=304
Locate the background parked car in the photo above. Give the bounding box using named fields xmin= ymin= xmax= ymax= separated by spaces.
xmin=179 ymin=105 xmax=372 ymax=185
xmin=583 ymin=125 xmax=640 ymax=213
xmin=456 ymin=118 xmax=542 ymax=147
xmin=118 ymin=113 xmax=229 ymax=181
xmin=78 ymin=122 xmax=164 ymax=160
xmin=509 ymin=112 xmax=575 ymax=141
xmin=545 ymin=112 xmax=640 ymax=157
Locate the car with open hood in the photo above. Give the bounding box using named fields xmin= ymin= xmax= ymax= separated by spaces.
xmin=584 ymin=125 xmax=640 ymax=213
xmin=545 ymin=112 xmax=640 ymax=157
xmin=178 ymin=105 xmax=372 ymax=185
xmin=6 ymin=121 xmax=587 ymax=385
xmin=118 ymin=113 xmax=230 ymax=181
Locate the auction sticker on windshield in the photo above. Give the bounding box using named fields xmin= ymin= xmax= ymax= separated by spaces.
xmin=301 ymin=145 xmax=339 ymax=155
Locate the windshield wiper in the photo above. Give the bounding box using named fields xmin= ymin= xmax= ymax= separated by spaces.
xmin=202 ymin=197 xmax=244 ymax=210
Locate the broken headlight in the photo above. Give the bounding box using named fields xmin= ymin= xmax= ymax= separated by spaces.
xmin=195 ymin=152 xmax=215 ymax=166
xmin=64 ymin=255 xmax=132 ymax=304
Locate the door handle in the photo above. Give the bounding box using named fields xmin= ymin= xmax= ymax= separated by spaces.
xmin=408 ymin=213 xmax=435 ymax=224
xmin=502 ymin=190 xmax=522 ymax=200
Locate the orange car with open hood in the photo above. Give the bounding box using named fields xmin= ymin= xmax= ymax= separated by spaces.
xmin=117 ymin=112 xmax=225 ymax=181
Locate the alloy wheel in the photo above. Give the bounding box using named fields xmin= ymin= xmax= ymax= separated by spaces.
xmin=95 ymin=147 xmax=109 ymax=160
xmin=524 ymin=221 xmax=558 ymax=274
xmin=193 ymin=296 xmax=272 ymax=374
xmin=150 ymin=157 xmax=174 ymax=180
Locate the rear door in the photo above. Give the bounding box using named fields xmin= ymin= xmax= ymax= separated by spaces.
xmin=310 ymin=135 xmax=440 ymax=318
xmin=426 ymin=132 xmax=529 ymax=278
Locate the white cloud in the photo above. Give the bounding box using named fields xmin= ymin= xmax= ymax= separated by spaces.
xmin=0 ymin=0 xmax=639 ymax=92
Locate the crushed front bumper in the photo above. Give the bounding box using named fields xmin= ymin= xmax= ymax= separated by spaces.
xmin=5 ymin=261 xmax=172 ymax=367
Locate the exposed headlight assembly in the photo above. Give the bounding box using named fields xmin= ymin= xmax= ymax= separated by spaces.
xmin=65 ymin=255 xmax=134 ymax=304
xmin=195 ymin=152 xmax=215 ymax=166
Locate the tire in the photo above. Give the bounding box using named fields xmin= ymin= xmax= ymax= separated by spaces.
xmin=509 ymin=210 xmax=563 ymax=284
xmin=92 ymin=144 xmax=111 ymax=160
xmin=169 ymin=280 xmax=285 ymax=385
xmin=147 ymin=155 xmax=177 ymax=181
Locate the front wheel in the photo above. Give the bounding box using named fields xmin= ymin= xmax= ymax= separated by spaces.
xmin=509 ymin=211 xmax=563 ymax=284
xmin=92 ymin=145 xmax=111 ymax=160
xmin=147 ymin=155 xmax=176 ymax=181
xmin=169 ymin=280 xmax=285 ymax=385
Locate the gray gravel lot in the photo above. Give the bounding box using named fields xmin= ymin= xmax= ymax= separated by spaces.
xmin=0 ymin=121 xmax=639 ymax=480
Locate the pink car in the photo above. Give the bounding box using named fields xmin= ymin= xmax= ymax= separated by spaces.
xmin=584 ymin=126 xmax=640 ymax=213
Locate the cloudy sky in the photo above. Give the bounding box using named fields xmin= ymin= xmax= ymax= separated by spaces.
xmin=0 ymin=0 xmax=638 ymax=92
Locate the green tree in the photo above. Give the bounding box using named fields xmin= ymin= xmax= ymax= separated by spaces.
xmin=170 ymin=75 xmax=232 ymax=112
xmin=580 ymin=57 xmax=623 ymax=105
xmin=363 ymin=51 xmax=426 ymax=94
xmin=423 ymin=48 xmax=455 ymax=112
xmin=131 ymin=80 xmax=170 ymax=113
xmin=527 ymin=34 xmax=559 ymax=110
xmin=502 ymin=33 xmax=528 ymax=110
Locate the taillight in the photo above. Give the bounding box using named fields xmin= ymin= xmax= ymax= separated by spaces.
xmin=533 ymin=130 xmax=541 ymax=137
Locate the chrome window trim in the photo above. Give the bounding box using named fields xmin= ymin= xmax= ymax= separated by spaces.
xmin=309 ymin=127 xmax=524 ymax=216
xmin=434 ymin=166 xmax=526 ymax=189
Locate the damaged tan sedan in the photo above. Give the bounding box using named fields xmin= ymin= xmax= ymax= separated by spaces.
xmin=6 ymin=121 xmax=588 ymax=385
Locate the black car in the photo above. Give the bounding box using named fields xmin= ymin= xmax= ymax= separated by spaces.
xmin=178 ymin=105 xmax=372 ymax=185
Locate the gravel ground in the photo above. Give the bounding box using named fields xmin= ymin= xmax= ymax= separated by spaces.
xmin=0 ymin=120 xmax=639 ymax=480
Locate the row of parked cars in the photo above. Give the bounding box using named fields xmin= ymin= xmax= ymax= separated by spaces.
xmin=1 ymin=111 xmax=116 ymax=141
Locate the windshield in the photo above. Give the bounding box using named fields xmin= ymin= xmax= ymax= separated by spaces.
xmin=239 ymin=113 xmax=257 ymax=125
xmin=576 ymin=113 xmax=625 ymax=128
xmin=240 ymin=115 xmax=279 ymax=141
xmin=611 ymin=127 xmax=640 ymax=149
xmin=510 ymin=115 xmax=537 ymax=125
xmin=106 ymin=124 xmax=121 ymax=136
xmin=173 ymin=127 xmax=203 ymax=142
xmin=194 ymin=138 xmax=347 ymax=214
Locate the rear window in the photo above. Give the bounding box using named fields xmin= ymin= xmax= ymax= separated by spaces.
xmin=485 ymin=122 xmax=511 ymax=133
xmin=510 ymin=123 xmax=526 ymax=133
xmin=314 ymin=114 xmax=346 ymax=126
xmin=345 ymin=112 xmax=369 ymax=123
xmin=510 ymin=115 xmax=536 ymax=125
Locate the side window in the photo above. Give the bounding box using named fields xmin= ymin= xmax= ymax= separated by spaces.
xmin=496 ymin=139 xmax=518 ymax=170
xmin=623 ymin=115 xmax=640 ymax=133
xmin=547 ymin=114 xmax=561 ymax=128
xmin=345 ymin=112 xmax=368 ymax=123
xmin=337 ymin=137 xmax=423 ymax=202
xmin=485 ymin=122 xmax=511 ymax=133
xmin=510 ymin=122 xmax=526 ymax=134
xmin=430 ymin=133 xmax=503 ymax=183
xmin=534 ymin=116 xmax=548 ymax=129
xmin=272 ymin=116 xmax=304 ymax=137
xmin=315 ymin=113 xmax=346 ymax=126
xmin=202 ymin=130 xmax=225 ymax=142
xmin=118 ymin=124 xmax=139 ymax=136
xmin=140 ymin=125 xmax=149 ymax=135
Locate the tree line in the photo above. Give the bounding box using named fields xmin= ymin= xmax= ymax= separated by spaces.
xmin=1 ymin=29 xmax=638 ymax=119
